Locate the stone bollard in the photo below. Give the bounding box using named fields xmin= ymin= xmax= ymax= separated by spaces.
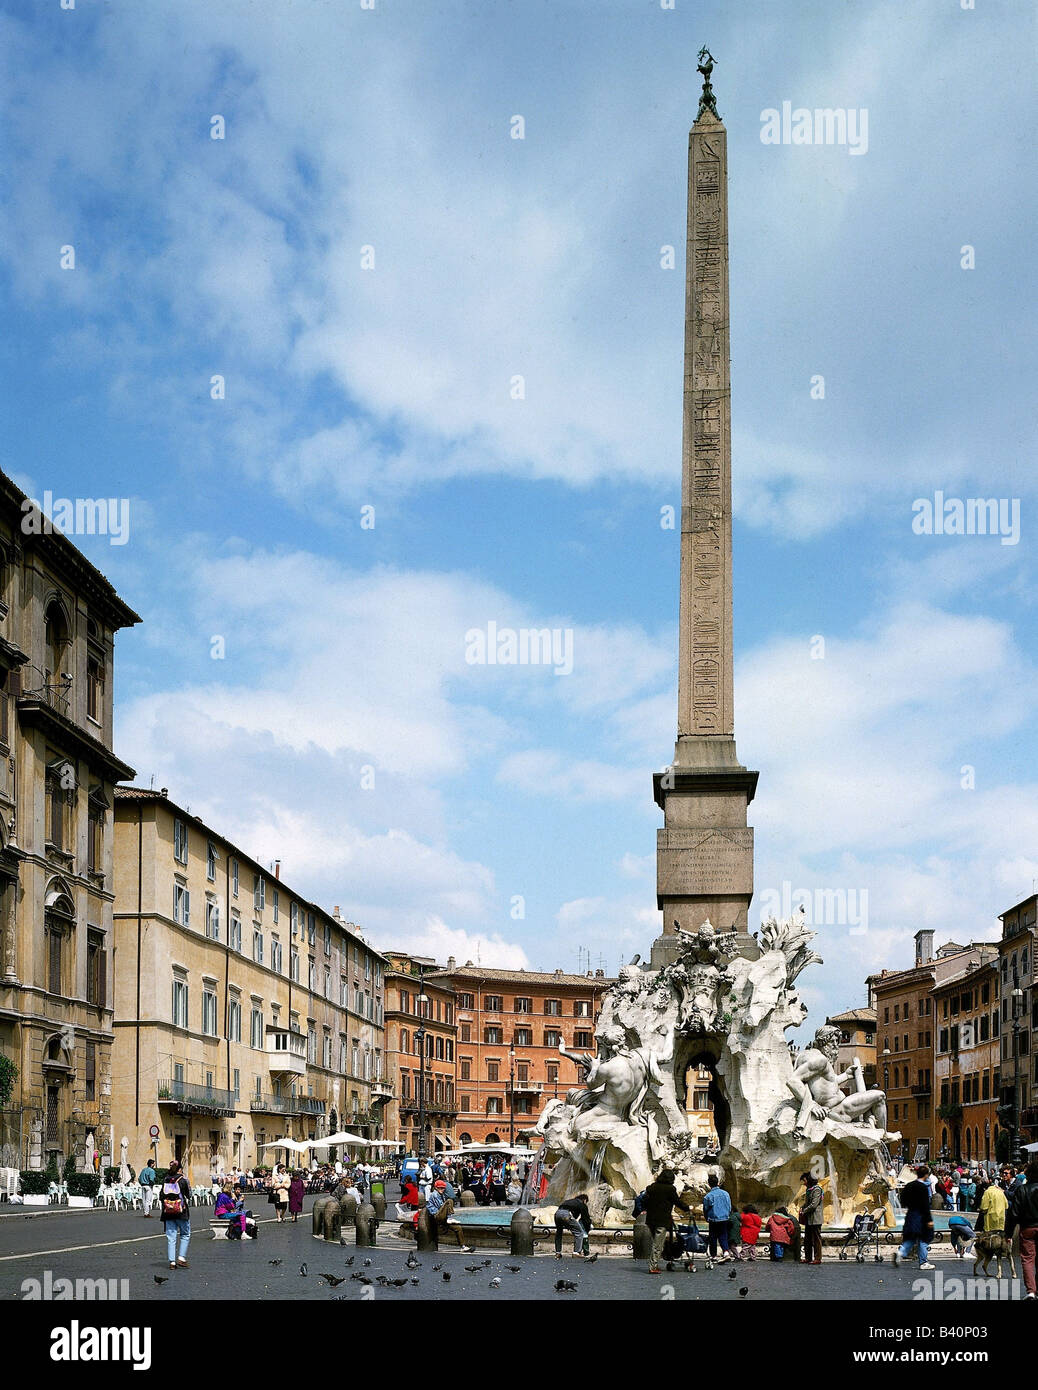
xmin=355 ymin=1201 xmax=378 ymax=1248
xmin=312 ymin=1194 xmax=335 ymax=1239
xmin=372 ymin=1191 xmax=387 ymax=1223
xmin=632 ymin=1213 xmax=652 ymax=1261
xmin=458 ymin=1189 xmax=476 ymax=1208
xmin=510 ymin=1206 xmax=534 ymax=1258
xmin=339 ymin=1193 xmax=358 ymax=1228
xmin=416 ymin=1207 xmax=438 ymax=1252
xmin=323 ymin=1202 xmax=341 ymax=1243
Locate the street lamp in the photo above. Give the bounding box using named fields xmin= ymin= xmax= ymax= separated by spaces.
xmin=416 ymin=967 xmax=429 ymax=1166
xmin=1010 ymin=966 xmax=1024 ymax=1166
xmin=509 ymin=1044 xmax=516 ymax=1146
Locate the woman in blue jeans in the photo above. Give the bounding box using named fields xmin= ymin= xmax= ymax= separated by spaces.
xmin=160 ymin=1160 xmax=192 ymax=1270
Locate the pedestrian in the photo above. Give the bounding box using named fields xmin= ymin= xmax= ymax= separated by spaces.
xmin=425 ymin=1179 xmax=475 ymax=1252
xmin=799 ymin=1172 xmax=824 ymax=1265
xmin=138 ymin=1160 xmax=157 ymax=1218
xmin=554 ymin=1191 xmax=594 ymax=1260
xmin=979 ymin=1175 xmax=1008 ymax=1232
xmin=159 ymin=1160 xmax=192 ymax=1271
xmin=765 ymin=1208 xmax=795 ymax=1261
xmin=701 ymin=1172 xmax=733 ymax=1262
xmin=958 ymin=1173 xmax=976 ymax=1211
xmin=738 ymin=1204 xmax=762 ymax=1261
xmin=288 ymin=1170 xmax=305 ymax=1222
xmin=893 ymin=1165 xmax=936 ymax=1271
xmin=1006 ymin=1159 xmax=1038 ymax=1301
xmin=271 ymin=1163 xmax=291 ymax=1223
xmin=947 ymin=1211 xmax=976 ymax=1258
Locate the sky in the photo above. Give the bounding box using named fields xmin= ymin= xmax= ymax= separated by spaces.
xmin=1 ymin=0 xmax=1036 ymax=1031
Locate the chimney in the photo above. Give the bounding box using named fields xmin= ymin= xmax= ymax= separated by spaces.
xmin=914 ymin=929 xmax=935 ymax=967
xmin=159 ymin=787 xmax=168 ymax=798
xmin=446 ymin=956 xmax=456 ymax=971
xmin=274 ymin=860 xmax=281 ymax=880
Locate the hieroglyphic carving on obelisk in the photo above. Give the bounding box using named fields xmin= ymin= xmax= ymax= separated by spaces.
xmin=677 ymin=59 xmax=734 ymax=751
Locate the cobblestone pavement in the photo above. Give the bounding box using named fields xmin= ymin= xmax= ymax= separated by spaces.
xmin=2 ymin=1201 xmax=1027 ymax=1302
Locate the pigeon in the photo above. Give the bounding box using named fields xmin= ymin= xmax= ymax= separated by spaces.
xmin=410 ymin=1277 xmax=420 ymax=1286
xmin=319 ymin=1273 xmax=345 ymax=1287
xmin=739 ymin=1286 xmax=749 ymax=1297
xmin=728 ymin=1269 xmax=737 ymax=1280
xmin=299 ymin=1263 xmax=308 ymax=1277
xmin=268 ymin=1259 xmax=282 ymax=1267
xmin=482 ymin=1259 xmax=492 ymax=1267
xmin=358 ymin=1275 xmax=373 ymax=1285
xmin=388 ymin=1278 xmax=408 ymax=1287
xmin=344 ymin=1256 xmax=354 ymax=1267
xmin=363 ymin=1258 xmax=372 ymax=1267
xmin=583 ymin=1253 xmax=598 ymax=1263
xmin=507 ymin=1265 xmax=521 ymax=1273
xmin=405 ymin=1254 xmax=421 ymax=1269
xmin=375 ymin=1275 xmax=390 ymax=1287
xmin=554 ymin=1279 xmax=578 ymax=1292
xmin=339 ymin=1237 xmax=348 ymax=1246
xmin=489 ymin=1277 xmax=501 ymax=1289
xmin=153 ymin=1275 xmax=168 ymax=1285
xmin=433 ymin=1263 xmax=443 ymax=1272
xmin=464 ymin=1264 xmax=483 ymax=1273
xmin=442 ymin=1272 xmax=451 ymax=1282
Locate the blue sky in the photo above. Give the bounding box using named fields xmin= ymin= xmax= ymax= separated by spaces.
xmin=1 ymin=0 xmax=1036 ymax=1028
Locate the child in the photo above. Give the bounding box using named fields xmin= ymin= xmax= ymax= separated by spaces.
xmin=738 ymin=1203 xmax=762 ymax=1261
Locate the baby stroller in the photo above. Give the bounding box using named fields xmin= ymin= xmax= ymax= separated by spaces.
xmin=837 ymin=1212 xmax=882 ymax=1263
xmin=664 ymin=1220 xmax=708 ymax=1270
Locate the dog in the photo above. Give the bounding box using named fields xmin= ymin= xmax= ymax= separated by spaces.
xmin=971 ymin=1229 xmax=1017 ymax=1280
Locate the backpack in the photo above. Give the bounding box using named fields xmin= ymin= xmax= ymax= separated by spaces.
xmin=160 ymin=1178 xmax=186 ymax=1219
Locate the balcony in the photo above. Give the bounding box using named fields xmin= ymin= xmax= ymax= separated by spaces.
xmin=158 ymin=1079 xmax=236 ymax=1117
xmin=250 ymin=1093 xmax=326 ymax=1117
xmin=371 ymin=1079 xmax=394 ymax=1100
xmin=266 ymin=1029 xmax=306 ymax=1077
xmin=507 ymin=1080 xmax=544 ymax=1094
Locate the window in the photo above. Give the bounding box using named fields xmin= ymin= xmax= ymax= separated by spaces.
xmin=229 ymin=997 xmax=242 ymax=1042
xmin=486 ymin=1096 xmax=503 ymax=1115
xmin=272 ymin=889 xmax=279 ymax=923
xmin=484 ymin=1026 xmax=502 ymax=1045
xmin=458 ymin=993 xmax=474 ymax=1010
xmin=307 ymin=1026 xmax=317 ymax=1064
xmin=87 ymin=653 xmax=104 ymax=722
xmin=460 ymin=1022 xmax=471 ymax=1043
xmin=250 ymin=1007 xmax=263 ymax=1049
xmin=174 ymin=819 xmax=188 ymax=865
xmin=232 ymin=1068 xmax=240 ymax=1100
xmin=271 ymin=939 xmax=283 ymax=974
xmin=85 ymin=930 xmax=106 ymax=1006
xmin=253 ymin=874 xmax=265 ymax=910
xmin=231 ymin=859 xmax=239 ymax=897
xmin=173 ymin=882 xmax=190 ymax=927
xmin=172 ymin=976 xmax=189 ymax=1029
xmin=307 ymin=912 xmax=316 ymax=946
xmin=202 ymin=987 xmax=218 ymax=1036
xmin=253 ymin=931 xmax=263 ymax=965
xmin=205 ymin=900 xmax=220 ymax=941
xmin=230 ymin=914 xmax=242 ymax=953
xmin=514 ymin=996 xmax=532 ymax=1013
xmin=46 ymin=761 xmax=71 ymax=851
xmin=575 ymin=1031 xmax=592 ymax=1049
xmin=85 ymin=1041 xmax=96 ymax=1101
xmin=323 ymin=1034 xmax=332 ymax=1069
xmin=484 ymin=995 xmax=502 ymax=1012
xmin=514 ymin=1027 xmax=532 ymax=1047
xmin=544 ymin=999 xmax=562 ymax=1016
xmin=46 ymin=926 xmax=63 ymax=995
xmin=87 ymin=788 xmax=106 ymax=873
xmin=545 ymin=1029 xmax=561 ymax=1048
xmin=460 ymin=1058 xmax=471 ymax=1081
xmin=290 ymin=903 xmax=299 ymax=936
xmin=207 ymin=842 xmax=217 ymax=881
xmin=487 ymin=1060 xmax=499 ymax=1081
xmin=574 ymin=999 xmax=591 ymax=1017
xmin=308 ymin=957 xmax=316 ymax=992
xmin=324 ymin=923 xmax=331 ymax=955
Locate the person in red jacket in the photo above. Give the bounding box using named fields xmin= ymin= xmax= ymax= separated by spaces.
xmin=738 ymin=1204 xmax=762 ymax=1261
xmin=765 ymin=1209 xmax=796 ymax=1261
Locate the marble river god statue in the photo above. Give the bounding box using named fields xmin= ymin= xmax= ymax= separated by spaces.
xmin=534 ymin=915 xmax=899 ymax=1224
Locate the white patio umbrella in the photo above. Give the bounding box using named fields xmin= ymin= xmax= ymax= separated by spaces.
xmin=259 ymin=1138 xmax=310 ymax=1153
xmin=307 ymin=1131 xmax=369 ymax=1149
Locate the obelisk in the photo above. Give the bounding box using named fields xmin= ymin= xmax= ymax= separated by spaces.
xmin=652 ymin=51 xmax=759 ymax=965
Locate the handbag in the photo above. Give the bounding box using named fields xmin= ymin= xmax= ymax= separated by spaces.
xmin=661 ymin=1231 xmax=685 ymax=1262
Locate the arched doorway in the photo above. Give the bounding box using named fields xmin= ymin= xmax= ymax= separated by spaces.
xmin=484 ymin=1132 xmax=500 ymax=1144
xmin=458 ymin=1132 xmax=472 ymax=1145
